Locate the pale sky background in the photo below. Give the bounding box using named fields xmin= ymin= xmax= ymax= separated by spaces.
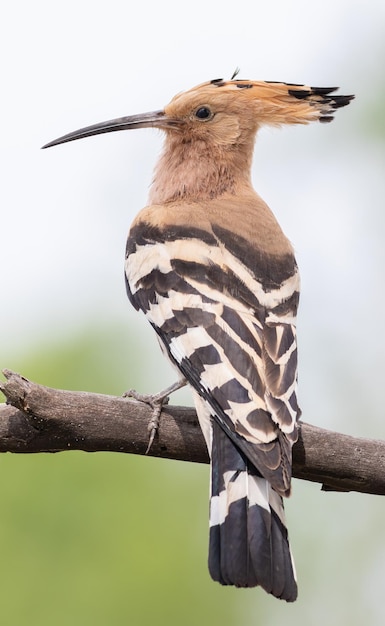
xmin=2 ymin=0 xmax=384 ymax=430
xmin=1 ymin=1 xmax=385 ymax=622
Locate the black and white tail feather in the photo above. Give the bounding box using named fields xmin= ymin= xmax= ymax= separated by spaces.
xmin=193 ymin=391 xmax=297 ymax=600
xmin=209 ymin=421 xmax=296 ymax=599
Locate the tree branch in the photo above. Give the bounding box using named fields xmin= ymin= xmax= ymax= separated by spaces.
xmin=1 ymin=369 xmax=384 ymax=495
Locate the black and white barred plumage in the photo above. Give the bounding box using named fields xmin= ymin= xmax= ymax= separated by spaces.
xmin=125 ymin=204 xmax=300 ymax=601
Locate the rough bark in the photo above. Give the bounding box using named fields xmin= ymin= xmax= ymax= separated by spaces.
xmin=1 ymin=369 xmax=384 ymax=495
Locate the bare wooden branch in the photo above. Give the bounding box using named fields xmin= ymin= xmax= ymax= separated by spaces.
xmin=1 ymin=369 xmax=384 ymax=495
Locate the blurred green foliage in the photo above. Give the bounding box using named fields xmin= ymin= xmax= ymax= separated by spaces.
xmin=0 ymin=329 xmax=253 ymax=626
xmin=1 ymin=327 xmax=384 ymax=625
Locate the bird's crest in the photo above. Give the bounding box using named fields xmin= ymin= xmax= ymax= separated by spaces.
xmin=166 ymin=79 xmax=354 ymax=126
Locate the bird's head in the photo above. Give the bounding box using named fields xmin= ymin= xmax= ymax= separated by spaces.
xmin=162 ymin=80 xmax=260 ymax=147
xmin=42 ymin=78 xmax=354 ymax=150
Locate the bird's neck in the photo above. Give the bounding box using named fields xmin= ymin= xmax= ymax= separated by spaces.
xmin=148 ymin=135 xmax=255 ymax=204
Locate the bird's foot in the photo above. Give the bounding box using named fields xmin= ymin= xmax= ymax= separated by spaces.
xmin=124 ymin=388 xmax=169 ymax=453
xmin=123 ymin=379 xmax=187 ymax=453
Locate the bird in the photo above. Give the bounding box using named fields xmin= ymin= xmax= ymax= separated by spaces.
xmin=43 ymin=77 xmax=354 ymax=602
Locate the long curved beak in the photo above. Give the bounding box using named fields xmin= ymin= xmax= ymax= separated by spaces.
xmin=42 ymin=110 xmax=180 ymax=149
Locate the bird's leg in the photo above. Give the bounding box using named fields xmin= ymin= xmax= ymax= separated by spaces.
xmin=123 ymin=379 xmax=187 ymax=453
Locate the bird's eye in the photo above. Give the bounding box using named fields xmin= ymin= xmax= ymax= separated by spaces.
xmin=195 ymin=106 xmax=213 ymax=121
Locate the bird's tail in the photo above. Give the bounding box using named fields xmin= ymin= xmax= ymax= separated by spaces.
xmin=208 ymin=420 xmax=297 ymax=602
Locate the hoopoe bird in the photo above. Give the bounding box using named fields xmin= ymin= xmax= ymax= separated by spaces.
xmin=43 ymin=77 xmax=353 ymax=602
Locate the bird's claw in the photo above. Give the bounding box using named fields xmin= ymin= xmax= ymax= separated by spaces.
xmin=145 ymin=403 xmax=163 ymax=454
xmin=123 ymin=389 xmax=170 ymax=453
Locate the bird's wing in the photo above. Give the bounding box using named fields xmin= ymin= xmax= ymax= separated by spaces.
xmin=125 ymin=215 xmax=300 ymax=495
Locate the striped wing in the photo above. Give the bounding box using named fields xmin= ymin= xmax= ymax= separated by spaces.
xmin=125 ymin=219 xmax=300 ymax=496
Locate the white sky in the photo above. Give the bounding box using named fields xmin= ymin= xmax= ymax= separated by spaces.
xmin=1 ymin=0 xmax=385 ymax=435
